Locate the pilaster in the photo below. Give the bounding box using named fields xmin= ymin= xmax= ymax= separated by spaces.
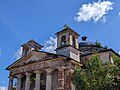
xmin=57 ymin=66 xmax=66 ymax=90
xmin=65 ymin=68 xmax=74 ymax=90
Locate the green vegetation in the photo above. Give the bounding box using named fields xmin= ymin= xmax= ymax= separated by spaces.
xmin=95 ymin=40 xmax=102 ymax=47
xmin=73 ymin=54 xmax=120 ymax=90
xmin=104 ymin=45 xmax=108 ymax=50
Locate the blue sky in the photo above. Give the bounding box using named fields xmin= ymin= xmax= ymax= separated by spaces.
xmin=0 ymin=0 xmax=120 ymax=89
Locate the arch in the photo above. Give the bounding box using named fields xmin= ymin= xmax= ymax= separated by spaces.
xmin=61 ymin=35 xmax=67 ymax=46
xmin=12 ymin=78 xmax=17 ymax=90
xmin=22 ymin=46 xmax=29 ymax=56
xmin=72 ymin=37 xmax=76 ymax=47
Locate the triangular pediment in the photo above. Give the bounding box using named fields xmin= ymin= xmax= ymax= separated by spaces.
xmin=7 ymin=51 xmax=63 ymax=70
xmin=13 ymin=54 xmax=39 ymax=67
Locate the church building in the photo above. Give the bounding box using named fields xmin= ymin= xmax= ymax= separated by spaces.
xmin=6 ymin=26 xmax=120 ymax=90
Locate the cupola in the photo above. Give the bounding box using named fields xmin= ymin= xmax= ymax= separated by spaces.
xmin=21 ymin=39 xmax=43 ymax=56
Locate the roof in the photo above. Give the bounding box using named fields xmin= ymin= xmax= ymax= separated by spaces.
xmin=6 ymin=51 xmax=66 ymax=70
xmin=79 ymin=41 xmax=95 ymax=46
xmin=21 ymin=39 xmax=44 ymax=48
xmin=56 ymin=26 xmax=80 ymax=36
xmin=81 ymin=48 xmax=120 ymax=58
xmin=6 ymin=50 xmax=82 ymax=70
xmin=33 ymin=50 xmax=68 ymax=58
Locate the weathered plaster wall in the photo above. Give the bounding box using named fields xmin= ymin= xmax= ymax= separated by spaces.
xmin=81 ymin=51 xmax=111 ymax=65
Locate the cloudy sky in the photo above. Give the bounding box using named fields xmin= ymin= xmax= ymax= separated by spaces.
xmin=0 ymin=0 xmax=120 ymax=89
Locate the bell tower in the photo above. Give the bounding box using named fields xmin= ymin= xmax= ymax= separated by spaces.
xmin=21 ymin=39 xmax=43 ymax=56
xmin=56 ymin=25 xmax=80 ymax=62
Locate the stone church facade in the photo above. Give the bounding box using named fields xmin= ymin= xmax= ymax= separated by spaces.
xmin=6 ymin=26 xmax=120 ymax=90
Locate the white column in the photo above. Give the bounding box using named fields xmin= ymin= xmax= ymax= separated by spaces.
xmin=8 ymin=76 xmax=14 ymax=90
xmin=35 ymin=71 xmax=41 ymax=90
xmin=16 ymin=74 xmax=23 ymax=90
xmin=25 ymin=72 xmax=31 ymax=90
xmin=45 ymin=68 xmax=53 ymax=90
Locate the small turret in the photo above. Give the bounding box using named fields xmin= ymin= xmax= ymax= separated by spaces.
xmin=21 ymin=39 xmax=43 ymax=56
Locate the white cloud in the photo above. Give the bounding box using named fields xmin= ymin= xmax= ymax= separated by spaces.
xmin=14 ymin=47 xmax=23 ymax=59
xmin=119 ymin=12 xmax=120 ymax=16
xmin=0 ymin=86 xmax=7 ymax=90
xmin=42 ymin=37 xmax=57 ymax=53
xmin=74 ymin=1 xmax=114 ymax=22
xmin=118 ymin=51 xmax=120 ymax=55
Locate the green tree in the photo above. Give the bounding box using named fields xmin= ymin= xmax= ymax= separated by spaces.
xmin=95 ymin=40 xmax=102 ymax=47
xmin=73 ymin=53 xmax=120 ymax=90
xmin=104 ymin=45 xmax=108 ymax=50
xmin=106 ymin=54 xmax=120 ymax=89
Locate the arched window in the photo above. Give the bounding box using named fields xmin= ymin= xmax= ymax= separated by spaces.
xmin=61 ymin=35 xmax=66 ymax=46
xmin=24 ymin=46 xmax=29 ymax=55
xmin=72 ymin=37 xmax=76 ymax=47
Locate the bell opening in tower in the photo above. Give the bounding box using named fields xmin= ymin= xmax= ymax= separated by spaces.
xmin=72 ymin=37 xmax=76 ymax=48
xmin=61 ymin=35 xmax=67 ymax=46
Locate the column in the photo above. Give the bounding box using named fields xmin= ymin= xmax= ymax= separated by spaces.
xmin=35 ymin=71 xmax=41 ymax=90
xmin=25 ymin=72 xmax=31 ymax=90
xmin=8 ymin=76 xmax=14 ymax=90
xmin=45 ymin=68 xmax=53 ymax=90
xmin=16 ymin=74 xmax=23 ymax=90
xmin=58 ymin=67 xmax=65 ymax=90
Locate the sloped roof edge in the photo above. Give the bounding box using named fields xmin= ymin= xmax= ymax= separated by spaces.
xmin=81 ymin=48 xmax=120 ymax=58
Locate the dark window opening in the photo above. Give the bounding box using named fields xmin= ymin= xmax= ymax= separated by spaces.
xmin=61 ymin=35 xmax=66 ymax=46
xmin=40 ymin=72 xmax=46 ymax=90
xmin=72 ymin=37 xmax=76 ymax=47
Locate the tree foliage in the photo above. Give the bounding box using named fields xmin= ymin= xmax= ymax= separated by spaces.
xmin=95 ymin=40 xmax=102 ymax=47
xmin=73 ymin=53 xmax=120 ymax=90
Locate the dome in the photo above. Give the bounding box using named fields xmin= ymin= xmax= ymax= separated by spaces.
xmin=79 ymin=41 xmax=95 ymax=47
